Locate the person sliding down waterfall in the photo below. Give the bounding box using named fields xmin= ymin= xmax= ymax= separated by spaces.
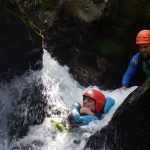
xmin=68 ymin=89 xmax=115 ymax=126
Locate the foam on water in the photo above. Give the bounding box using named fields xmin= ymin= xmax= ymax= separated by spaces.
xmin=0 ymin=50 xmax=137 ymax=150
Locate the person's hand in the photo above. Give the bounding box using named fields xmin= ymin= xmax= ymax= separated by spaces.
xmin=119 ymin=86 xmax=127 ymax=90
xmin=80 ymin=107 xmax=94 ymax=115
xmin=71 ymin=102 xmax=81 ymax=110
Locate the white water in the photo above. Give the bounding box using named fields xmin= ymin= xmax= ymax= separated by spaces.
xmin=0 ymin=50 xmax=137 ymax=150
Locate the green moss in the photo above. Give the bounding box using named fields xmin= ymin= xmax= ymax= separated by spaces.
xmin=10 ymin=0 xmax=44 ymax=46
xmin=96 ymin=38 xmax=124 ymax=59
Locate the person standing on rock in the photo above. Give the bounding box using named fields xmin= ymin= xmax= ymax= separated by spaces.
xmin=121 ymin=29 xmax=150 ymax=89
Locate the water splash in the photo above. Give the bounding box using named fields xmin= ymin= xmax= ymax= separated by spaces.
xmin=0 ymin=50 xmax=137 ymax=150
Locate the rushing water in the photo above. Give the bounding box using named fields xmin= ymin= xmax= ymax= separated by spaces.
xmin=0 ymin=50 xmax=137 ymax=150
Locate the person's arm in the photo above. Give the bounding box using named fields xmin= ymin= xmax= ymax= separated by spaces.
xmin=74 ymin=114 xmax=99 ymax=125
xmin=71 ymin=103 xmax=99 ymax=125
xmin=121 ymin=53 xmax=140 ymax=87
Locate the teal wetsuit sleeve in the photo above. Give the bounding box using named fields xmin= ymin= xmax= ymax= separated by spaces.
xmin=103 ymin=97 xmax=115 ymax=113
xmin=73 ymin=114 xmax=99 ymax=125
xmin=71 ymin=103 xmax=99 ymax=125
xmin=121 ymin=52 xmax=140 ymax=87
xmin=73 ymin=115 xmax=99 ymax=125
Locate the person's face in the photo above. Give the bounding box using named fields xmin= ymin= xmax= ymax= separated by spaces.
xmin=83 ymin=96 xmax=96 ymax=112
xmin=138 ymin=44 xmax=150 ymax=58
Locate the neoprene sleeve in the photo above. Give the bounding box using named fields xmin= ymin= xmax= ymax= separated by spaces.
xmin=121 ymin=52 xmax=140 ymax=87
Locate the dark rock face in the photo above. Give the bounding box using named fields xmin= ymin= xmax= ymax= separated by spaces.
xmin=7 ymin=78 xmax=48 ymax=139
xmin=0 ymin=0 xmax=43 ymax=81
xmin=45 ymin=0 xmax=150 ymax=88
xmin=5 ymin=1 xmax=148 ymax=88
xmin=86 ymin=79 xmax=150 ymax=150
xmin=46 ymin=13 xmax=114 ymax=88
xmin=0 ymin=0 xmax=44 ymax=141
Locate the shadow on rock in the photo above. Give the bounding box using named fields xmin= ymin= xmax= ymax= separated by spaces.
xmin=86 ymin=78 xmax=150 ymax=150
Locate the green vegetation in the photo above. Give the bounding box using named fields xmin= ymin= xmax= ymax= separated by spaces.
xmin=50 ymin=120 xmax=66 ymax=133
xmin=96 ymin=38 xmax=124 ymax=59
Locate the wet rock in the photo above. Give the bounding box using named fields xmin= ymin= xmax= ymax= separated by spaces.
xmin=86 ymin=78 xmax=150 ymax=150
xmin=7 ymin=77 xmax=48 ymax=139
xmin=45 ymin=0 xmax=149 ymax=88
xmin=0 ymin=0 xmax=43 ymax=81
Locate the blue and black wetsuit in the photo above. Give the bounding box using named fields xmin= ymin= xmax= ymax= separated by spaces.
xmin=70 ymin=97 xmax=115 ymax=125
xmin=122 ymin=52 xmax=150 ymax=87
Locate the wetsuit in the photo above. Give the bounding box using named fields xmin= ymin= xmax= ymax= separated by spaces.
xmin=121 ymin=52 xmax=150 ymax=87
xmin=70 ymin=97 xmax=115 ymax=125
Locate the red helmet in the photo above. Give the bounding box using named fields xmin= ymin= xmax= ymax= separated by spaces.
xmin=83 ymin=89 xmax=106 ymax=113
xmin=136 ymin=29 xmax=150 ymax=45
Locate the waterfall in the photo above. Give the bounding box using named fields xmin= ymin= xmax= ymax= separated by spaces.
xmin=0 ymin=50 xmax=137 ymax=150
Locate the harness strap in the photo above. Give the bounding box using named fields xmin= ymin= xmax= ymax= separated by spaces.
xmin=142 ymin=60 xmax=150 ymax=77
